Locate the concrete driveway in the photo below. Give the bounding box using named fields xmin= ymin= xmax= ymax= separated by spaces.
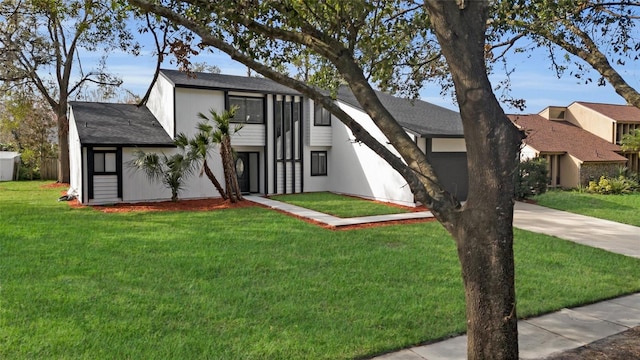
xmin=514 ymin=201 xmax=640 ymax=259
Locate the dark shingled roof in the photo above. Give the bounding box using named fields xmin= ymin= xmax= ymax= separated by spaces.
xmin=336 ymin=87 xmax=463 ymax=137
xmin=160 ymin=69 xmax=300 ymax=95
xmin=509 ymin=114 xmax=627 ymax=162
xmin=575 ymin=102 xmax=640 ymax=123
xmin=161 ymin=69 xmax=463 ymax=137
xmin=70 ymin=102 xmax=174 ymax=146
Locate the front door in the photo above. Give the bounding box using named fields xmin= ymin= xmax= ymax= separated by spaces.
xmin=235 ymin=152 xmax=250 ymax=193
xmin=235 ymin=152 xmax=260 ymax=194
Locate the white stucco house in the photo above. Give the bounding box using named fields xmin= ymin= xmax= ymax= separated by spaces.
xmin=68 ymin=69 xmax=467 ymax=206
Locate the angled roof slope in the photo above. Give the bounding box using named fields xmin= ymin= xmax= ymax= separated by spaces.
xmin=337 ymin=87 xmax=463 ymax=137
xmin=509 ymin=114 xmax=626 ymax=162
xmin=160 ymin=69 xmax=300 ymax=95
xmin=70 ymin=102 xmax=174 ymax=146
xmin=161 ymin=69 xmax=463 ymax=137
xmin=575 ymin=102 xmax=640 ymax=123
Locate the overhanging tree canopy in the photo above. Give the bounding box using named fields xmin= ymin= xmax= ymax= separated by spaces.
xmin=490 ymin=0 xmax=640 ymax=108
xmin=0 ymin=0 xmax=137 ymax=182
xmin=128 ymin=1 xmax=523 ymax=359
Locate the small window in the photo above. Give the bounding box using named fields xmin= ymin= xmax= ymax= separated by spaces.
xmin=314 ymin=105 xmax=331 ymax=126
xmin=311 ymin=151 xmax=327 ymax=176
xmin=229 ymin=96 xmax=264 ymax=124
xmin=94 ymin=152 xmax=116 ymax=174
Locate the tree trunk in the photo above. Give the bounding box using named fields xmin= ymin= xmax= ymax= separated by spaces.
xmin=57 ymin=113 xmax=70 ymax=183
xmin=220 ymin=138 xmax=243 ymax=203
xmin=227 ymin=143 xmax=244 ymax=202
xmin=203 ymin=158 xmax=228 ymax=200
xmin=425 ymin=1 xmax=523 ymax=359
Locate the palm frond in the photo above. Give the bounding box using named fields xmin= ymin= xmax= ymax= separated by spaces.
xmin=174 ymin=132 xmax=190 ymax=149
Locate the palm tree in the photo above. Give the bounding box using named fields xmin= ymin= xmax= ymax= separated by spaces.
xmin=175 ymin=132 xmax=227 ymax=200
xmin=197 ymin=107 xmax=244 ymax=203
xmin=129 ymin=149 xmax=194 ymax=202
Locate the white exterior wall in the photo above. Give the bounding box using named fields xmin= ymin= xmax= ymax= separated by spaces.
xmin=308 ymin=100 xmax=332 ymax=146
xmin=324 ymin=101 xmax=415 ymax=206
xmin=121 ymin=147 xmax=226 ymax=202
xmin=302 ymin=146 xmax=331 ymax=192
xmin=68 ymin=109 xmax=83 ymax=197
xmin=147 ymin=74 xmax=176 ymax=138
xmin=174 ymin=88 xmax=226 ymax=138
xmin=232 ymin=124 xmax=266 ymax=146
xmin=519 ymin=144 xmax=540 ymax=161
xmin=92 ymin=175 xmax=119 ymax=203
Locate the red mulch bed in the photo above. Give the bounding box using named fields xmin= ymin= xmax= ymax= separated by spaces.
xmin=61 ymin=189 xmax=433 ymax=230
xmin=69 ymin=197 xmax=257 ymax=213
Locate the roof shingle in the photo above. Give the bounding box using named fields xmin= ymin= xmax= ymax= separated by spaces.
xmin=160 ymin=69 xmax=300 ymax=95
xmin=509 ymin=114 xmax=627 ymax=162
xmin=336 ymin=87 xmax=463 ymax=137
xmin=70 ymin=102 xmax=174 ymax=146
xmin=575 ymin=102 xmax=640 ymax=123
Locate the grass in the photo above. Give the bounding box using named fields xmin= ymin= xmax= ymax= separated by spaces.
xmin=2 ymin=181 xmax=640 ymax=359
xmin=533 ymin=190 xmax=640 ymax=227
xmin=269 ymin=191 xmax=411 ymax=218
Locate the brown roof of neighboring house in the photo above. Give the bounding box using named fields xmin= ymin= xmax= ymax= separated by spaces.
xmin=574 ymin=102 xmax=640 ymax=123
xmin=508 ymin=114 xmax=627 ymax=163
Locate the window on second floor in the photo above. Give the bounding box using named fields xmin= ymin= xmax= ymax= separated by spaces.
xmin=314 ymin=105 xmax=331 ymax=126
xmin=229 ymin=96 xmax=265 ymax=124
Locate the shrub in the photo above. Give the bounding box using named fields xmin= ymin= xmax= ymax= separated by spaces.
xmin=516 ymin=158 xmax=548 ymax=199
xmin=587 ymin=175 xmax=639 ymax=195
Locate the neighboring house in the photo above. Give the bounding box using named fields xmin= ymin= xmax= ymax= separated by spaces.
xmin=69 ymin=69 xmax=467 ymax=205
xmin=510 ymin=114 xmax=626 ymax=188
xmin=509 ymin=100 xmax=640 ymax=188
xmin=553 ymin=101 xmax=640 ymax=173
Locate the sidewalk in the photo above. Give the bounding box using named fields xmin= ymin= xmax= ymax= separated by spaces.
xmin=245 ymin=196 xmax=640 ymax=359
xmin=372 ymin=293 xmax=640 ymax=360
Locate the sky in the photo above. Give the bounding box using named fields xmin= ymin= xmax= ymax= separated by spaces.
xmin=92 ymin=35 xmax=637 ymax=115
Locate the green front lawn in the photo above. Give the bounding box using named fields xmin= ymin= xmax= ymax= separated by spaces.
xmin=533 ymin=190 xmax=640 ymax=227
xmin=269 ymin=191 xmax=411 ymax=218
xmin=2 ymin=181 xmax=640 ymax=359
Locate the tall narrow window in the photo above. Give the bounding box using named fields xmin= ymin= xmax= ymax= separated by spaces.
xmin=314 ymin=105 xmax=331 ymax=126
xmin=311 ymin=151 xmax=327 ymax=176
xmin=229 ymin=96 xmax=265 ymax=123
xmin=275 ymin=99 xmax=283 ymax=160
xmin=284 ymin=100 xmax=292 ymax=159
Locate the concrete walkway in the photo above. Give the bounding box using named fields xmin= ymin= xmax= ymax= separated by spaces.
xmin=245 ymin=195 xmax=434 ymax=227
xmin=245 ymin=196 xmax=640 ymax=359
